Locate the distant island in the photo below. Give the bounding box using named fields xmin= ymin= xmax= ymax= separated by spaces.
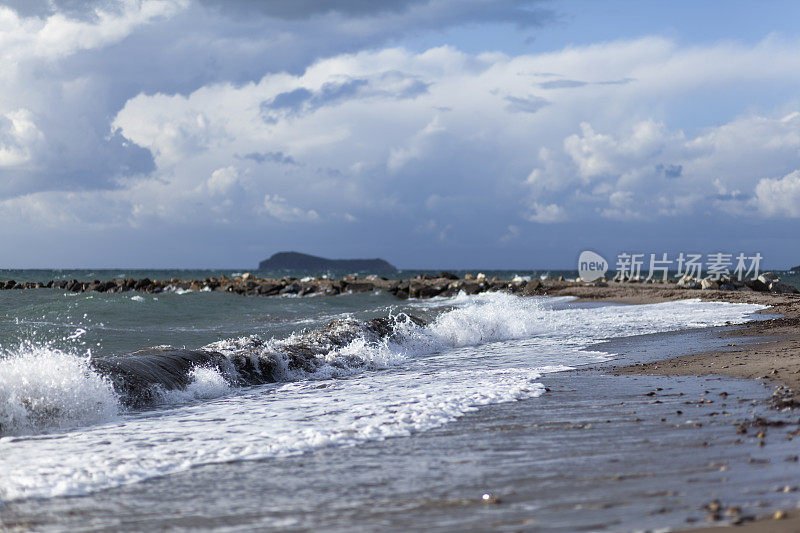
xmin=258 ymin=251 xmax=397 ymax=272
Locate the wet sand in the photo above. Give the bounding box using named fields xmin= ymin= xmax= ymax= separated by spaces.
xmin=548 ymin=283 xmax=800 ymax=400
xmin=552 ymin=284 xmax=800 ymax=531
xmin=4 ymin=365 xmax=800 ymax=532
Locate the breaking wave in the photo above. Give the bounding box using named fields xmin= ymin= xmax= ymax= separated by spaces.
xmin=0 ymin=345 xmax=119 ymax=435
xmin=0 ymin=293 xmax=766 ymax=436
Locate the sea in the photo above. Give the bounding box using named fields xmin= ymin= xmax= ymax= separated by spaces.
xmin=1 ymin=268 xmax=800 ymax=531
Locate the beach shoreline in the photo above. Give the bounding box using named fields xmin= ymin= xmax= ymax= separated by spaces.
xmin=547 ymin=285 xmax=800 ymax=531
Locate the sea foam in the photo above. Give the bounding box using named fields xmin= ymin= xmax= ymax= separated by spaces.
xmin=0 ymin=345 xmax=119 ymax=435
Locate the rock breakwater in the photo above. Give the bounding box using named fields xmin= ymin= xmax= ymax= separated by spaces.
xmin=0 ymin=271 xmax=797 ymax=299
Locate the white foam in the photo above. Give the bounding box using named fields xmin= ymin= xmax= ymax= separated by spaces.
xmin=0 ymin=346 xmax=119 ymax=435
xmin=155 ymin=366 xmax=231 ymax=404
xmin=209 ymin=293 xmax=765 ymax=385
xmin=168 ymin=287 xmax=193 ymax=295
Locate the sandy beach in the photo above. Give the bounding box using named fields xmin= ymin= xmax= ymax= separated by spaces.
xmin=544 ymin=283 xmax=800 ymax=531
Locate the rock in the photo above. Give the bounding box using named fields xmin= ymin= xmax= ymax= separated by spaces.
xmin=408 ymin=281 xmax=425 ymax=298
xmin=769 ymin=281 xmax=799 ymax=294
xmin=280 ymin=282 xmax=301 ymax=294
xmin=134 ymin=278 xmax=152 ymax=291
xmin=258 ymin=282 xmax=282 ymax=296
xmin=93 ymin=281 xmax=115 ymax=292
xmin=418 ymin=285 xmax=444 ymax=298
xmin=343 ymin=281 xmax=375 ymax=293
xmin=522 ymin=279 xmax=543 ymax=296
xmin=240 ymin=273 xmax=252 ymax=280
xmin=437 ymin=271 xmax=459 ymax=280
xmin=462 ymin=282 xmax=483 ymax=295
xmin=476 ymin=273 xmax=486 ymax=281
xmin=759 ymin=272 xmax=780 ymax=284
xmin=744 ymin=278 xmax=769 ymax=292
xmin=464 ymin=274 xmax=475 ymax=280
xmin=299 ymin=284 xmax=317 ymax=296
xmin=701 ymin=277 xmax=720 ymax=290
xmin=677 ymin=275 xmax=701 ymax=289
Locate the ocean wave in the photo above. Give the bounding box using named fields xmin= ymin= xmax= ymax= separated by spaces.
xmin=0 ymin=293 xmax=767 ymax=437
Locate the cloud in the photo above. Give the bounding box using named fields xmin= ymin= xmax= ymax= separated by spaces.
xmin=3 ymin=28 xmax=800 ymax=266
xmin=0 ymin=109 xmax=43 ymax=167
xmin=241 ymin=151 xmax=297 ymax=165
xmin=196 ymin=0 xmax=426 ymax=20
xmin=525 ymin=202 xmax=566 ymax=223
xmin=20 ymin=38 xmax=797 ymax=237
xmin=525 ymin=112 xmax=800 ymax=221
xmin=204 ymin=166 xmax=240 ymax=196
xmin=262 ymin=194 xmax=320 ymax=223
xmin=196 ymin=0 xmax=553 ymax=28
xmin=504 ymin=95 xmax=549 ymax=114
xmin=755 ymin=170 xmax=800 ymax=218
xmin=263 ymin=79 xmax=370 ymax=115
xmin=0 ymin=1 xmax=182 ymax=199
xmin=1 ymin=0 xmax=124 ymax=20
xmin=655 ymin=163 xmax=682 ymax=179
xmin=539 ymin=79 xmax=587 ymax=89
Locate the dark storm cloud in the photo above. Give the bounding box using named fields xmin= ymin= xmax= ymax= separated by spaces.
xmin=0 ymin=131 xmax=154 ymax=198
xmin=504 ymin=95 xmax=549 ymax=114
xmin=195 ymin=0 xmax=555 ymax=31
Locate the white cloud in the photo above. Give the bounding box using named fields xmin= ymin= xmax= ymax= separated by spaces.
xmin=755 ymin=170 xmax=800 ymax=218
xmin=262 ymin=194 xmax=319 ymax=223
xmin=0 ymin=109 xmax=43 ymax=166
xmin=203 ymin=166 xmax=240 ymax=196
xmin=526 ymin=111 xmax=800 ymax=221
xmin=0 ymin=1 xmax=188 ymax=63
xmin=525 ymin=202 xmax=566 ymax=223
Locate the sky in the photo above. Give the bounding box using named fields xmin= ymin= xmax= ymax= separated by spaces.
xmin=1 ymin=0 xmax=800 ymax=269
